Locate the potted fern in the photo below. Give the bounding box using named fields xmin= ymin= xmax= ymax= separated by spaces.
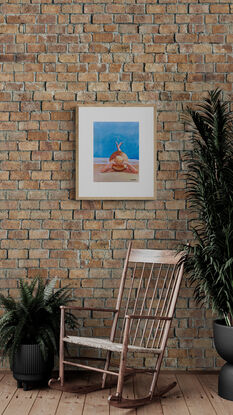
xmin=0 ymin=277 xmax=77 ymax=390
xmin=182 ymin=89 xmax=233 ymax=400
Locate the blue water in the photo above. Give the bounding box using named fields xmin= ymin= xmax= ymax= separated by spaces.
xmin=93 ymin=121 xmax=139 ymax=160
xmin=94 ymin=158 xmax=138 ymax=164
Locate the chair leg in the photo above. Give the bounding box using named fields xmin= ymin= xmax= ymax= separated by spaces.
xmin=149 ymin=352 xmax=177 ymax=400
xmin=117 ymin=317 xmax=130 ymax=397
xmin=102 ymin=351 xmax=112 ymax=388
xmin=116 ymin=348 xmax=126 ymax=396
xmin=59 ymin=307 xmax=65 ymax=387
xmin=59 ymin=347 xmax=64 ymax=387
xmin=149 ymin=353 xmax=162 ymax=397
xmin=108 ymin=317 xmax=130 ymax=403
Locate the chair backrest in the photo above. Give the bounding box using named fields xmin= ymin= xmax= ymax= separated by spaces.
xmin=111 ymin=242 xmax=184 ymax=350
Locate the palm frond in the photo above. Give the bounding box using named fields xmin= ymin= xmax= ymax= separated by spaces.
xmin=180 ymin=89 xmax=233 ymax=326
xmin=43 ymin=278 xmax=57 ymax=302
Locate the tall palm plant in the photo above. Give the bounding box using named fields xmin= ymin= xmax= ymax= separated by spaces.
xmin=182 ymin=89 xmax=233 ymax=326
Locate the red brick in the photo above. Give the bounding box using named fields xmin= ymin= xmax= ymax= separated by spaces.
xmin=112 ymin=230 xmax=133 ymax=239
xmin=93 ymin=33 xmax=114 ymax=42
xmin=104 ymin=220 xmax=126 ymax=229
xmin=8 ymin=230 xmax=28 ymax=239
xmin=0 ymin=260 xmax=17 ymax=268
xmin=189 ymin=5 xmax=209 ymax=13
xmin=147 ymin=5 xmax=166 ymax=13
xmin=29 ymin=230 xmax=49 ymax=239
xmin=210 ymin=4 xmax=229 ymax=13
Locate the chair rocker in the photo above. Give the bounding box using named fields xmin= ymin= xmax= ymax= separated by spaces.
xmin=49 ymin=242 xmax=184 ymax=409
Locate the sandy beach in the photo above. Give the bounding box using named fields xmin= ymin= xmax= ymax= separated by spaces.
xmin=93 ymin=162 xmax=139 ymax=182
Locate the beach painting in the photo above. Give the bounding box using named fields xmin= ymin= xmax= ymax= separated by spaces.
xmin=93 ymin=121 xmax=139 ymax=183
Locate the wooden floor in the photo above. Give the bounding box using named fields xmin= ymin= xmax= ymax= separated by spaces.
xmin=0 ymin=371 xmax=233 ymax=415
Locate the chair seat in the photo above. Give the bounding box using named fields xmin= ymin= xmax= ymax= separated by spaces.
xmin=63 ymin=336 xmax=162 ymax=354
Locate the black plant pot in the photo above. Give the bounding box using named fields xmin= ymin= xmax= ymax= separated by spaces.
xmin=213 ymin=319 xmax=233 ymax=401
xmin=12 ymin=344 xmax=54 ymax=391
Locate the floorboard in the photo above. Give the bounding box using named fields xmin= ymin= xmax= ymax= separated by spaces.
xmin=56 ymin=390 xmax=86 ymax=415
xmin=83 ymin=374 xmax=109 ymax=415
xmin=55 ymin=372 xmax=89 ymax=415
xmin=176 ymin=373 xmax=217 ymax=415
xmin=198 ymin=374 xmax=233 ymax=415
xmin=160 ymin=373 xmax=189 ymax=415
xmin=135 ymin=373 xmax=163 ymax=415
xmin=29 ymin=387 xmax=62 ymax=415
xmin=2 ymin=385 xmax=39 ymax=415
xmin=0 ymin=373 xmax=18 ymax=414
xmin=0 ymin=371 xmax=233 ymax=415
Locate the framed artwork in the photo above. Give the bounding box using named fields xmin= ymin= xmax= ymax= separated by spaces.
xmin=75 ymin=104 xmax=156 ymax=200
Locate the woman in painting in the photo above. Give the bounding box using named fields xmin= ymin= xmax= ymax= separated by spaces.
xmin=101 ymin=142 xmax=138 ymax=174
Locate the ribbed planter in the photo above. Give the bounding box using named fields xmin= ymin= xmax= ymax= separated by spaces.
xmin=213 ymin=319 xmax=233 ymax=401
xmin=12 ymin=344 xmax=54 ymax=391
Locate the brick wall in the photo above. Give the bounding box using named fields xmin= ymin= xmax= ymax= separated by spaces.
xmin=0 ymin=0 xmax=232 ymax=370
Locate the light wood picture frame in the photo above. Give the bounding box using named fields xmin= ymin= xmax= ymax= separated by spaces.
xmin=75 ymin=104 xmax=156 ymax=200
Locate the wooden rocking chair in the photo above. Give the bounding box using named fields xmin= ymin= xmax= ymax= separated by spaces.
xmin=49 ymin=242 xmax=184 ymax=409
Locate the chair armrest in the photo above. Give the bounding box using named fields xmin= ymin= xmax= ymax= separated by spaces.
xmin=126 ymin=314 xmax=172 ymax=321
xmin=60 ymin=306 xmax=117 ymax=313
